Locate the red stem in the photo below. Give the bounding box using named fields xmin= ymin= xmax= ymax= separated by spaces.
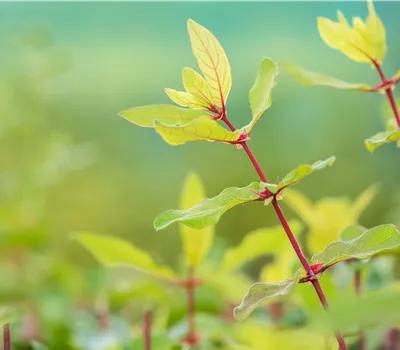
xmin=3 ymin=324 xmax=10 ymax=350
xmin=354 ymin=270 xmax=366 ymax=350
xmin=373 ymin=61 xmax=400 ymax=130
xmin=187 ymin=266 xmax=196 ymax=343
xmin=143 ymin=311 xmax=152 ymax=350
xmin=221 ymin=116 xmax=348 ymax=350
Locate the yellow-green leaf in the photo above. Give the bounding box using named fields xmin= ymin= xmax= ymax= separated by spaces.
xmin=284 ymin=186 xmax=378 ymax=255
xmin=180 ymin=172 xmax=214 ymax=267
xmin=182 ymin=67 xmax=215 ymax=108
xmin=266 ymin=156 xmax=336 ymax=193
xmin=244 ymin=58 xmax=279 ymax=134
xmin=118 ymin=104 xmax=207 ymax=128
xmin=234 ymin=270 xmax=302 ymax=321
xmin=187 ymin=19 xmax=231 ymax=108
xmin=280 ymin=62 xmax=371 ymax=91
xmin=164 ymin=88 xmax=209 ymax=109
xmin=73 ymin=232 xmax=177 ymax=279
xmin=364 ymin=1 xmax=386 ymax=63
xmin=312 ymin=224 xmax=400 ymax=268
xmin=318 ymin=2 xmax=386 ymax=64
xmin=220 ymin=221 xmax=303 ymax=272
xmin=154 ymin=116 xmax=242 ymax=146
xmin=365 ymin=130 xmax=400 ymax=152
xmin=154 ymin=182 xmax=265 ymax=231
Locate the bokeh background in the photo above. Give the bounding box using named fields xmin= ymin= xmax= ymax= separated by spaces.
xmin=0 ymin=2 xmax=400 ymax=346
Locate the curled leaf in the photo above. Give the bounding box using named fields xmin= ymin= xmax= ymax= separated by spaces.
xmin=244 ymin=58 xmax=279 ymax=134
xmin=365 ymin=130 xmax=400 ymax=152
xmin=154 ymin=182 xmax=265 ymax=231
xmin=234 ymin=271 xmax=301 ymax=321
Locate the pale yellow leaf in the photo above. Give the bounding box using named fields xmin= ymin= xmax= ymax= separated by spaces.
xmin=317 ymin=17 xmax=373 ymax=63
xmin=365 ymin=1 xmax=387 ymax=63
xmin=180 ymin=172 xmax=214 ymax=267
xmin=182 ymin=67 xmax=215 ymax=108
xmin=187 ymin=19 xmax=232 ymax=108
xmin=337 ymin=11 xmax=349 ymax=27
xmin=154 ymin=116 xmax=241 ymax=146
xmin=351 ymin=184 xmax=379 ymax=219
xmin=119 ymin=104 xmax=207 ymax=128
xmin=164 ymin=88 xmax=209 ymax=109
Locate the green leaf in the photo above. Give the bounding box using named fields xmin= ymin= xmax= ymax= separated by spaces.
xmin=234 ymin=271 xmax=301 ymax=321
xmin=187 ymin=19 xmax=232 ymax=108
xmin=280 ymin=62 xmax=370 ymax=91
xmin=312 ymin=224 xmax=400 ymax=268
xmin=154 ymin=116 xmax=242 ymax=146
xmin=118 ymin=104 xmax=207 ymax=128
xmin=32 ymin=342 xmax=50 ymax=350
xmin=365 ymin=130 xmax=400 ymax=152
xmin=339 ymin=225 xmax=367 ymax=241
xmin=244 ymin=58 xmax=279 ymax=134
xmin=73 ymin=233 xmax=177 ymax=279
xmin=220 ymin=221 xmax=303 ymax=272
xmin=154 ymin=182 xmax=265 ymax=231
xmin=266 ymin=156 xmax=336 ymax=193
xmin=310 ymin=292 xmax=400 ymax=333
xmin=179 ymin=172 xmax=214 ymax=267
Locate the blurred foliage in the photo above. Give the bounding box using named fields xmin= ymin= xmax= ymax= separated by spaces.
xmin=0 ymin=1 xmax=400 ymax=350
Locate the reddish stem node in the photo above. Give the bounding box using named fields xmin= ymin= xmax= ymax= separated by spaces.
xmin=220 ymin=116 xmax=348 ymax=350
xmin=183 ymin=266 xmax=200 ymax=347
xmin=372 ymin=60 xmax=400 ymax=130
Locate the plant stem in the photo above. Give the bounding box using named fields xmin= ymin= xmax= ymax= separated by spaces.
xmin=354 ymin=269 xmax=365 ymax=350
xmin=221 ymin=116 xmax=348 ymax=350
xmin=187 ymin=266 xmax=196 ymax=342
xmin=3 ymin=324 xmax=10 ymax=350
xmin=143 ymin=311 xmax=152 ymax=350
xmin=373 ymin=61 xmax=400 ymax=130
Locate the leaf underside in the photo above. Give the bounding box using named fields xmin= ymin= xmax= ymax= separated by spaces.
xmin=312 ymin=224 xmax=400 ymax=268
xmin=154 ymin=182 xmax=266 ymax=231
xmin=365 ymin=130 xmax=400 ymax=152
xmin=265 ymin=156 xmax=336 ymax=193
xmin=234 ymin=270 xmax=301 ymax=321
xmin=280 ymin=62 xmax=370 ymax=91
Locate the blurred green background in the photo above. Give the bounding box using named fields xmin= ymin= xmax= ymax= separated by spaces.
xmin=1 ymin=1 xmax=399 ymax=282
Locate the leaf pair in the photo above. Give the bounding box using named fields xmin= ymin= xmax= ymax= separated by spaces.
xmin=235 ymin=224 xmax=400 ymax=320
xmin=119 ymin=20 xmax=279 ymax=146
xmin=155 ymin=156 xmax=335 ymax=231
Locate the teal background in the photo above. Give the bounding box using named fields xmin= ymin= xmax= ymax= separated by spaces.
xmin=1 ymin=1 xmax=399 ymax=266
